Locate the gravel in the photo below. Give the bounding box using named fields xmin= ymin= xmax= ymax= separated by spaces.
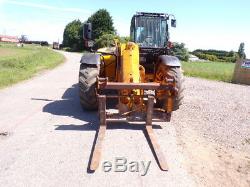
xmin=171 ymin=76 xmax=250 ymax=186
xmin=174 ymin=77 xmax=250 ymax=152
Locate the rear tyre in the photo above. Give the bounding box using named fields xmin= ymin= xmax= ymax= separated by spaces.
xmin=167 ymin=67 xmax=184 ymax=110
xmin=156 ymin=65 xmax=184 ymax=111
xmin=79 ymin=63 xmax=99 ymax=110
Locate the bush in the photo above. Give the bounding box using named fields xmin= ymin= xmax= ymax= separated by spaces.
xmin=171 ymin=42 xmax=189 ymax=61
xmin=192 ymin=49 xmax=238 ymax=62
xmin=94 ymin=34 xmax=131 ymax=49
xmin=94 ymin=34 xmax=118 ymax=49
xmin=120 ymin=36 xmax=130 ymax=43
xmin=62 ymin=19 xmax=83 ymax=51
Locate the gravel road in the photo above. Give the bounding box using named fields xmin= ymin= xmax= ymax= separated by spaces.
xmin=0 ymin=51 xmax=249 ymax=186
xmin=0 ymin=51 xmax=195 ymax=187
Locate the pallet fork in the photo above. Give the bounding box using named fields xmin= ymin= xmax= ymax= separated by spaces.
xmin=89 ymin=78 xmax=177 ymax=171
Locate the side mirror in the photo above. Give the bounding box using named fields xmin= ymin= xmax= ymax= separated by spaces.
xmin=83 ymin=23 xmax=94 ymax=48
xmin=83 ymin=23 xmax=92 ymax=40
xmin=171 ymin=19 xmax=176 ymax=28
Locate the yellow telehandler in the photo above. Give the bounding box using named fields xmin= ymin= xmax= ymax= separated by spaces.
xmin=79 ymin=12 xmax=184 ymax=171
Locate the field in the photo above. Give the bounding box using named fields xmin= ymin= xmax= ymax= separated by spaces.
xmin=0 ymin=43 xmax=64 ymax=88
xmin=182 ymin=61 xmax=235 ymax=82
xmin=0 ymin=43 xmax=236 ymax=88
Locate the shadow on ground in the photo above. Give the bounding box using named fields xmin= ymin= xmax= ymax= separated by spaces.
xmin=42 ymin=84 xmax=98 ymax=131
xmin=42 ymin=83 xmax=161 ymax=131
xmin=41 ymin=83 xmax=162 ymax=173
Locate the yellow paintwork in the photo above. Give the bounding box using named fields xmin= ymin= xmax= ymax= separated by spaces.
xmin=100 ymin=43 xmax=141 ymax=90
xmin=119 ymin=42 xmax=141 ymax=106
xmin=101 ymin=55 xmax=116 ymax=81
xmin=97 ymin=47 xmax=117 ymax=81
xmin=98 ymin=42 xmax=173 ymax=112
xmin=120 ymin=42 xmax=140 ymax=83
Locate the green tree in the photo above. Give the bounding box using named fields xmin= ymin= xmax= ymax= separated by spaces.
xmin=238 ymin=42 xmax=246 ymax=59
xmin=94 ymin=34 xmax=130 ymax=49
xmin=62 ymin=19 xmax=83 ymax=51
xmin=192 ymin=49 xmax=238 ymax=62
xmin=87 ymin=9 xmax=115 ymax=39
xmin=119 ymin=36 xmax=130 ymax=43
xmin=19 ymin=35 xmax=28 ymax=42
xmin=94 ymin=33 xmax=118 ymax=49
xmin=171 ymin=42 xmax=189 ymax=61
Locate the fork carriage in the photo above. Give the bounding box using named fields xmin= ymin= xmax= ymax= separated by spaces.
xmin=89 ymin=77 xmax=178 ymax=171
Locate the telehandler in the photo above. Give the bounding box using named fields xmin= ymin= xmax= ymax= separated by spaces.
xmin=79 ymin=12 xmax=184 ymax=171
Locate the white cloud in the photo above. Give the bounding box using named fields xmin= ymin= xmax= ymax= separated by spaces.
xmin=0 ymin=1 xmax=92 ymax=43
xmin=1 ymin=18 xmax=67 ymax=43
xmin=3 ymin=0 xmax=90 ymax=13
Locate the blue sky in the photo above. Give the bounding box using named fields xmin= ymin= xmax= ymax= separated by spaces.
xmin=0 ymin=0 xmax=249 ymax=56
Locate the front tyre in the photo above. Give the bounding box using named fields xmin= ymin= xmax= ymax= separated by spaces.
xmin=79 ymin=63 xmax=99 ymax=110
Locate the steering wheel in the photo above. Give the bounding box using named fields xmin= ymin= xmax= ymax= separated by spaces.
xmin=143 ymin=36 xmax=153 ymax=46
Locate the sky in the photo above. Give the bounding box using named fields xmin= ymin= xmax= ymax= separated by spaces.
xmin=0 ymin=0 xmax=249 ymax=57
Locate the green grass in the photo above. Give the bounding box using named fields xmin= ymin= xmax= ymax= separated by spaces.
xmin=182 ymin=61 xmax=235 ymax=82
xmin=0 ymin=43 xmax=64 ymax=88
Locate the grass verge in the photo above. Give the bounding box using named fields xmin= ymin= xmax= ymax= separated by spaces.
xmin=0 ymin=44 xmax=64 ymax=89
xmin=182 ymin=61 xmax=235 ymax=82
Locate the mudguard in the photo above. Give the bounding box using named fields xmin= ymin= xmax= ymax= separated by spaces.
xmin=158 ymin=55 xmax=181 ymax=67
xmin=80 ymin=53 xmax=100 ymax=65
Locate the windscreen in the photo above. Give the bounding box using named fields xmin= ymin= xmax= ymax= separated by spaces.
xmin=134 ymin=16 xmax=168 ymax=48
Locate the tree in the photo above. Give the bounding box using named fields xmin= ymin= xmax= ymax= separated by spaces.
xmin=171 ymin=42 xmax=189 ymax=61
xmin=62 ymin=19 xmax=83 ymax=51
xmin=94 ymin=33 xmax=118 ymax=49
xmin=192 ymin=49 xmax=238 ymax=62
xmin=238 ymin=42 xmax=246 ymax=59
xmin=94 ymin=34 xmax=130 ymax=49
xmin=19 ymin=35 xmax=28 ymax=43
xmin=120 ymin=36 xmax=130 ymax=43
xmin=87 ymin=9 xmax=115 ymax=39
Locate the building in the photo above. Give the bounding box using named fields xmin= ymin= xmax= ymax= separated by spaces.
xmin=189 ymin=54 xmax=200 ymax=62
xmin=0 ymin=35 xmax=19 ymax=43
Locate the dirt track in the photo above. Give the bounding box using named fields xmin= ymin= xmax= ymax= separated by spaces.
xmin=0 ymin=51 xmax=249 ymax=186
